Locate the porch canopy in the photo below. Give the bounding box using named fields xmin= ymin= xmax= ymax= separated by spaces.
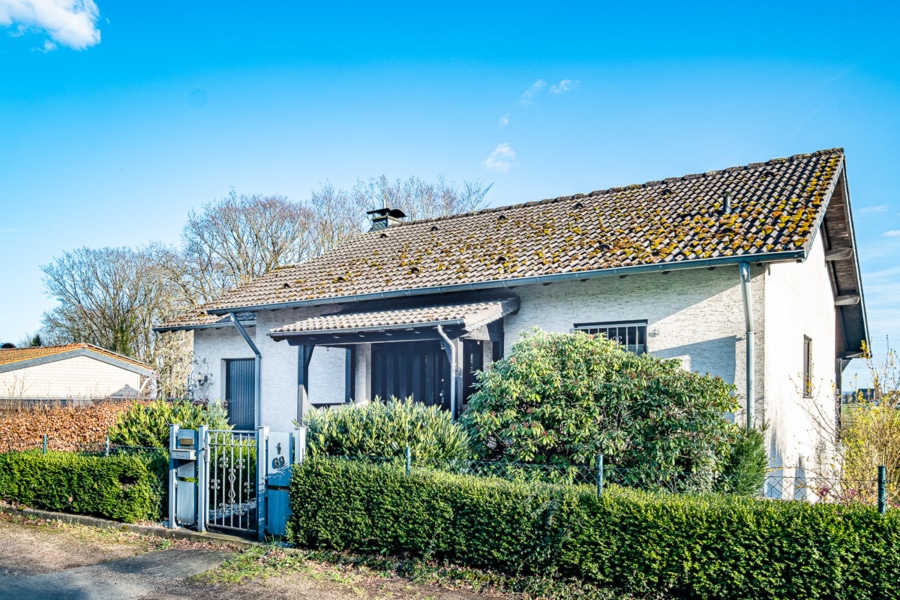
xmin=268 ymin=298 xmax=519 ymax=345
xmin=268 ymin=297 xmax=519 ymax=420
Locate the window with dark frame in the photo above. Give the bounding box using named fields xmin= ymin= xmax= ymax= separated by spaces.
xmin=574 ymin=320 xmax=648 ymax=355
xmin=803 ymin=336 xmax=813 ymax=398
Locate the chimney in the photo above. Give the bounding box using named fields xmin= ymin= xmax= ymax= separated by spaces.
xmin=723 ymin=192 xmax=733 ymax=215
xmin=367 ymin=207 xmax=407 ymax=231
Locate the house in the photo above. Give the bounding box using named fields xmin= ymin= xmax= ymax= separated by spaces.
xmin=0 ymin=343 xmax=155 ymax=406
xmin=155 ymin=148 xmax=868 ymax=472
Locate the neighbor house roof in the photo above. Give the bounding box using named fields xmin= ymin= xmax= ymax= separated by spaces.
xmin=0 ymin=343 xmax=154 ymax=376
xmin=157 ymin=148 xmax=867 ymax=352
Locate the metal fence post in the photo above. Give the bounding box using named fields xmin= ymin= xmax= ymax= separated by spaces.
xmin=405 ymin=446 xmax=411 ymax=477
xmin=878 ymin=465 xmax=887 ymax=515
xmin=105 ymin=436 xmax=110 ymax=457
xmin=42 ymin=435 xmax=47 ymax=455
xmin=596 ymin=453 xmax=604 ymax=497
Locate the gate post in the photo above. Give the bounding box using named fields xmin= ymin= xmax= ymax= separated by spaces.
xmin=256 ymin=426 xmax=269 ymax=541
xmin=197 ymin=425 xmax=208 ymax=532
xmin=167 ymin=424 xmax=178 ymax=529
xmin=293 ymin=426 xmax=307 ymax=465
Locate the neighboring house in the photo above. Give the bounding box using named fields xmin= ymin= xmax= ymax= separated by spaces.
xmin=0 ymin=343 xmax=154 ymax=404
xmin=156 ymin=148 xmax=867 ymax=472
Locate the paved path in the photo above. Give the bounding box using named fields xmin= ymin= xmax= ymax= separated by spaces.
xmin=0 ymin=549 xmax=231 ymax=600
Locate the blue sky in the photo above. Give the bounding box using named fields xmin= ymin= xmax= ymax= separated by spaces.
xmin=1 ymin=1 xmax=898 ymax=388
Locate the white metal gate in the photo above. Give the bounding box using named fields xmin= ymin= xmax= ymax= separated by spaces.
xmin=168 ymin=426 xmax=304 ymax=541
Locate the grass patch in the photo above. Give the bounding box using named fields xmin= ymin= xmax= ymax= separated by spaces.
xmin=198 ymin=543 xmax=652 ymax=599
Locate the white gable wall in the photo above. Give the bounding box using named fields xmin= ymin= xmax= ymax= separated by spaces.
xmin=0 ymin=355 xmax=142 ymax=400
xmin=763 ymin=234 xmax=838 ymax=475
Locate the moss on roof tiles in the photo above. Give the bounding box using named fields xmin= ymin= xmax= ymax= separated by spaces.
xmin=166 ymin=148 xmax=843 ymax=322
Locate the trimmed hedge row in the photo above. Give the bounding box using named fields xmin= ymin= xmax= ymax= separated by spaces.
xmin=0 ymin=450 xmax=160 ymax=523
xmin=289 ymin=457 xmax=900 ymax=600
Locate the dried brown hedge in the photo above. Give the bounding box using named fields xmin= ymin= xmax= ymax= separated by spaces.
xmin=0 ymin=401 xmax=143 ymax=452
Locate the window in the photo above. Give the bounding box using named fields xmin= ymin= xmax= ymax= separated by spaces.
xmin=803 ymin=336 xmax=813 ymax=398
xmin=575 ymin=320 xmax=647 ymax=354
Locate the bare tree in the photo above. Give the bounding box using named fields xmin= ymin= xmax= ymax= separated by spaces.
xmin=40 ymin=247 xmax=191 ymax=397
xmin=307 ymin=175 xmax=491 ymax=255
xmin=39 ymin=177 xmax=491 ymax=396
xmin=170 ymin=191 xmax=316 ymax=307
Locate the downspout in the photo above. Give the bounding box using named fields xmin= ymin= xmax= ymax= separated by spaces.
xmin=230 ymin=313 xmax=262 ymax=428
xmin=739 ymin=263 xmax=755 ymax=430
xmin=436 ymin=324 xmax=458 ymax=420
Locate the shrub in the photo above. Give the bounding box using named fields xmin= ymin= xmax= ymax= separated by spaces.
xmin=301 ymin=396 xmax=471 ymax=460
xmin=289 ymin=457 xmax=900 ymax=600
xmin=108 ymin=399 xmax=230 ymax=448
xmin=0 ymin=450 xmax=159 ymax=522
xmin=460 ymin=329 xmax=739 ymax=489
xmin=717 ymin=425 xmax=768 ymax=495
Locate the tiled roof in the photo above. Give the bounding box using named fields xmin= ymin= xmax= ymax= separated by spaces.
xmin=0 ymin=343 xmax=152 ymax=371
xmin=174 ymin=148 xmax=844 ymax=321
xmin=269 ymin=299 xmax=519 ymax=338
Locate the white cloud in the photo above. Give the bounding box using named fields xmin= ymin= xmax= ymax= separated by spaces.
xmin=520 ymin=79 xmax=546 ymax=103
xmin=550 ymin=79 xmax=580 ymax=94
xmin=859 ymin=205 xmax=888 ymax=213
xmin=0 ymin=0 xmax=101 ymax=50
xmin=31 ymin=37 xmax=54 ymax=51
xmin=482 ymin=143 xmax=516 ymax=173
xmin=498 ymin=113 xmax=510 ymax=127
xmin=882 ymin=230 xmax=900 ymax=237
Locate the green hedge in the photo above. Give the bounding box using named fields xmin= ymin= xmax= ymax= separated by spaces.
xmin=289 ymin=457 xmax=900 ymax=600
xmin=0 ymin=451 xmax=160 ymax=523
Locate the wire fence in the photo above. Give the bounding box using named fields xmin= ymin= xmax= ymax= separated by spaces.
xmin=2 ymin=438 xmax=897 ymax=515
xmin=319 ymin=452 xmax=899 ymax=513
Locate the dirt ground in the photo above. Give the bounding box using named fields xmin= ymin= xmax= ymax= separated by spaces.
xmin=0 ymin=513 xmax=511 ymax=600
xmin=0 ymin=512 xmax=156 ymax=577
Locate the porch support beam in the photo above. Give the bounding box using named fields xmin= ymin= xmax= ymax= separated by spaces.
xmin=296 ymin=345 xmax=315 ymax=424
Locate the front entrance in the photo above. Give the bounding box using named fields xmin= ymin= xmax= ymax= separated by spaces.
xmin=372 ymin=341 xmax=451 ymax=410
xmin=371 ymin=340 xmax=488 ymax=415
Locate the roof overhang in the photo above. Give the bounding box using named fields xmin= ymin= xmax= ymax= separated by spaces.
xmin=205 ymin=250 xmax=807 ymax=316
xmin=268 ymin=298 xmax=519 ymax=346
xmin=152 ymin=313 xmax=257 ymax=334
xmin=816 ymin=160 xmax=869 ymax=357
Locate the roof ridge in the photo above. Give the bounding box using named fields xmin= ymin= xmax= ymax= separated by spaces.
xmin=391 ymin=147 xmax=845 ymax=228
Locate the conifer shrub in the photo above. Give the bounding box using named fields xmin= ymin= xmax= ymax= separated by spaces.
xmin=108 ymin=399 xmax=230 ymax=447
xmin=302 ymin=396 xmax=471 ymax=460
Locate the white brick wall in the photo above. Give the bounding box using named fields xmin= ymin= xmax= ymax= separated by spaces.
xmin=505 ymin=265 xmax=764 ymax=400
xmin=194 ymin=305 xmax=350 ymax=431
xmin=0 ymin=355 xmax=142 ymax=399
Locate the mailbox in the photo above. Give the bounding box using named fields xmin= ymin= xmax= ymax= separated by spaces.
xmin=168 ymin=425 xmax=207 ymax=531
